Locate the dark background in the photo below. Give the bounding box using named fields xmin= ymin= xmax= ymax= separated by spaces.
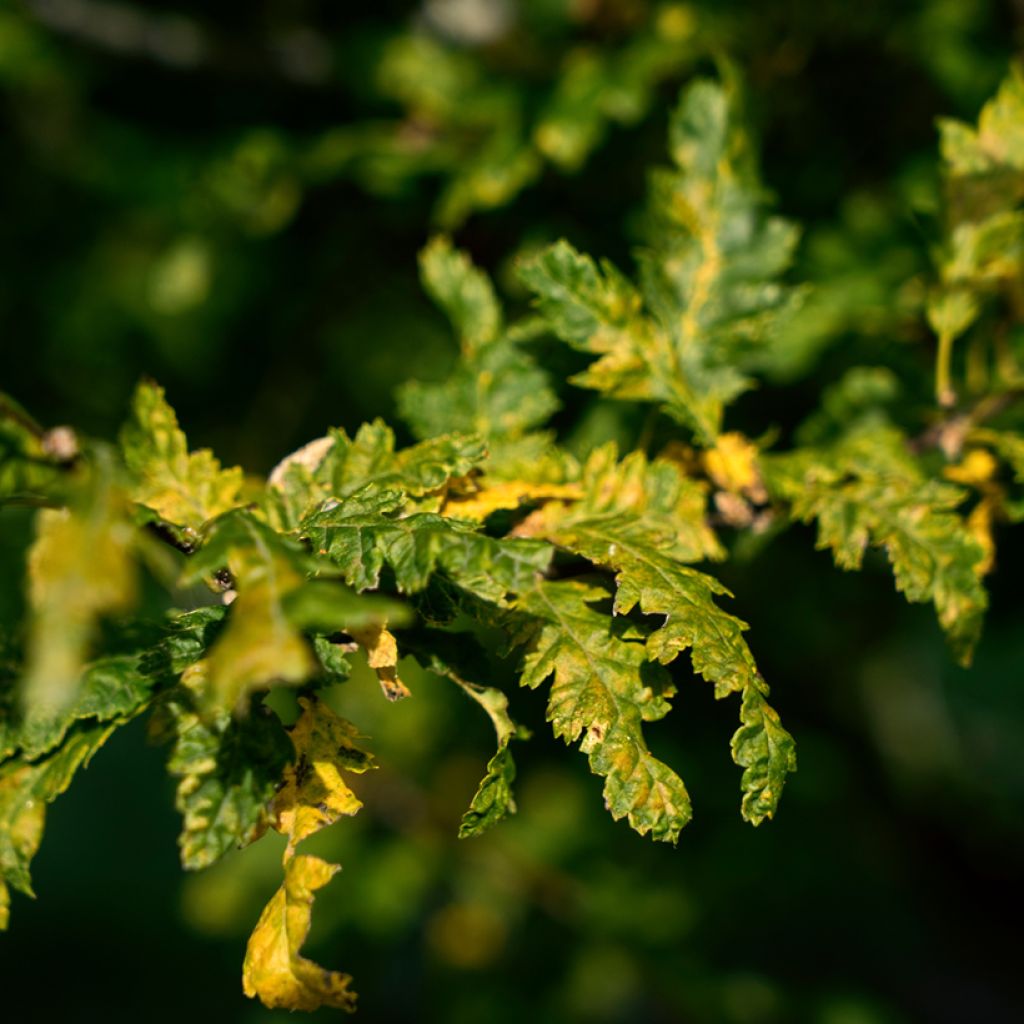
xmin=1 ymin=2 xmax=1023 ymax=1022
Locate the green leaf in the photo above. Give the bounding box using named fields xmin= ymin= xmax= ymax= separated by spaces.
xmin=520 ymin=78 xmax=802 ymax=443
xmin=399 ymin=240 xmax=561 ymax=480
xmin=0 ymin=720 xmax=122 ymax=929
xmin=514 ymin=579 xmax=692 ymax=843
xmin=14 ymin=653 xmax=154 ymax=761
xmin=534 ymin=18 xmax=696 ymax=172
xmin=120 ymin=380 xmax=244 ymax=542
xmin=455 ymin=681 xmax=523 ymax=839
xmin=142 ymin=606 xmax=292 ymax=869
xmin=267 ymin=420 xmax=487 ymax=529
xmin=764 ymin=426 xmax=988 ymax=665
xmin=418 ymin=235 xmax=501 ymax=353
xmin=459 ymin=745 xmax=517 ymax=838
xmin=304 ymin=489 xmax=552 ymax=602
xmin=159 ymin=671 xmax=292 ymax=870
xmin=529 ymin=471 xmax=794 ymax=824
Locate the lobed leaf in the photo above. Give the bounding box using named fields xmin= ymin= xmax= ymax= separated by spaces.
xmin=120 ymin=380 xmax=244 ymax=542
xmin=521 ymin=445 xmax=794 ymax=824
xmin=514 ymin=579 xmax=692 ymax=843
xmin=304 ymin=489 xmax=552 ymax=601
xmin=399 ymin=239 xmax=561 ymax=480
xmin=270 ymin=695 xmax=375 ymax=857
xmin=520 ymin=78 xmax=802 ymax=443
xmin=764 ymin=426 xmax=988 ymax=665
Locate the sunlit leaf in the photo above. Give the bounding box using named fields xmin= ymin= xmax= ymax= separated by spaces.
xmin=120 ymin=380 xmax=244 ymax=542
xmin=514 ymin=579 xmax=692 ymax=843
xmin=242 ymin=853 xmax=358 ymax=1013
xmin=270 ymin=695 xmax=375 ymax=856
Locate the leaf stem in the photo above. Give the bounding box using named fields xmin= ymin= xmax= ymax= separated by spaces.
xmin=936 ymin=328 xmax=957 ymax=408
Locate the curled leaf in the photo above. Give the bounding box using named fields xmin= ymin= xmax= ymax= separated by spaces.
xmin=242 ymin=854 xmax=357 ymax=1013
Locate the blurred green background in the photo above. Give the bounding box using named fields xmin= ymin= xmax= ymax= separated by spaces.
xmin=2 ymin=1 xmax=1023 ymax=1022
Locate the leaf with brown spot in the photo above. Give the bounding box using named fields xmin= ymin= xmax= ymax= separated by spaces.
xmin=271 ymin=696 xmax=375 ymax=856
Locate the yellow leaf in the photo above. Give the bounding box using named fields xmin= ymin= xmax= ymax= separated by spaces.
xmin=0 ymin=765 xmax=45 ymax=931
xmin=966 ymin=498 xmax=997 ymax=576
xmin=349 ymin=623 xmax=411 ymax=701
xmin=242 ymin=853 xmax=357 ymax=1013
xmin=944 ymin=447 xmax=999 ymax=487
xmin=23 ymin=466 xmax=136 ymax=716
xmin=271 ymin=696 xmax=375 ymax=855
xmin=442 ymin=480 xmax=582 ymax=521
xmin=704 ymin=432 xmax=766 ymax=500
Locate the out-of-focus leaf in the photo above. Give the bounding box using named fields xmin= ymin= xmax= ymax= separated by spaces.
xmin=417 ymin=234 xmax=501 ymax=353
xmin=0 ymin=393 xmax=74 ymax=504
xmin=21 ymin=447 xmax=136 ymax=717
xmin=938 ymin=62 xmax=1024 ymax=181
xmin=180 ymin=512 xmax=314 ymax=713
xmin=14 ymin=653 xmax=153 ymax=761
xmin=0 ymin=720 xmax=121 ymax=929
xmin=930 ymin=65 xmax=1024 ymax=398
xmin=534 ymin=14 xmax=698 ymax=172
xmin=179 ymin=513 xmax=401 ymax=712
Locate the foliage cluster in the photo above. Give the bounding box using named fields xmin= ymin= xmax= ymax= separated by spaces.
xmin=2 ymin=4 xmax=1023 ymax=1017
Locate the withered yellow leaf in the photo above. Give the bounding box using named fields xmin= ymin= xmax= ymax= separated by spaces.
xmin=242 ymin=853 xmax=357 ymax=1013
xmin=271 ymin=696 xmax=375 ymax=855
xmin=349 ymin=623 xmax=410 ymax=701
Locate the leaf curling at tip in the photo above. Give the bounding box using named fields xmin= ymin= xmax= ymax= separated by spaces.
xmin=242 ymin=853 xmax=357 ymax=1013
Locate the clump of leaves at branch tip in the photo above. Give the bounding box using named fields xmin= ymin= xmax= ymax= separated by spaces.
xmin=3 ymin=66 xmax=1024 ymax=1015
